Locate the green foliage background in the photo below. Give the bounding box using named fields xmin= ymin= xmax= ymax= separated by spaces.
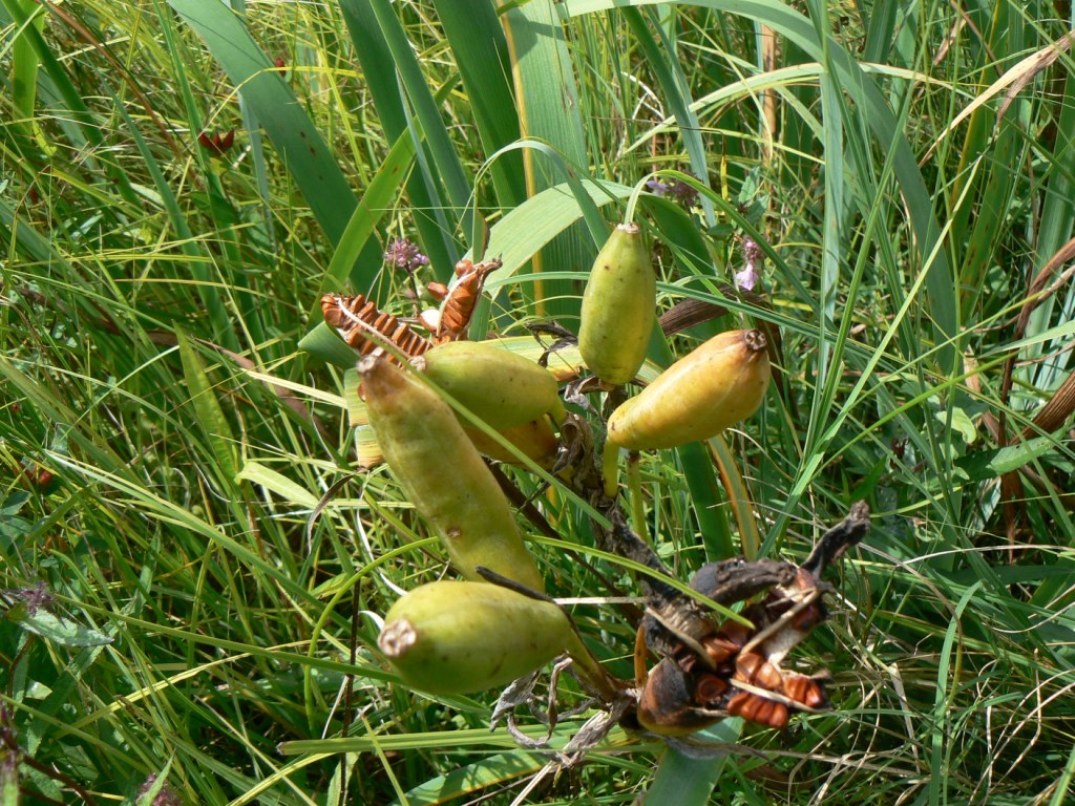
xmin=2 ymin=0 xmax=1075 ymax=803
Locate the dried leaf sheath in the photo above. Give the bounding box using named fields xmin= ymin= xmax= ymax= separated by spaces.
xmin=321 ymin=294 xmax=433 ymax=361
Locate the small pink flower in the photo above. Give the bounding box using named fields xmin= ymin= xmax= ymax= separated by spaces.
xmin=735 ymin=236 xmax=763 ymax=291
xmin=384 ymin=238 xmax=430 ymax=274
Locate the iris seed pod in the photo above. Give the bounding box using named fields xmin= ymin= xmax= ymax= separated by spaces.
xmin=607 ymin=329 xmax=771 ymax=450
xmin=359 ymin=355 xmax=544 ymax=592
xmin=463 ymin=416 xmax=560 ymax=468
xmin=578 ymin=223 xmax=656 ymax=385
xmin=636 ymin=657 xmax=722 ymax=736
xmin=416 ymin=341 xmax=564 ymax=430
xmin=321 ymin=294 xmax=432 ymax=361
xmin=378 ymin=581 xmax=577 ymax=695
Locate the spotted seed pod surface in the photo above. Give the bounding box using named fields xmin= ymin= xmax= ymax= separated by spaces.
xmin=359 ymin=355 xmax=544 ymax=592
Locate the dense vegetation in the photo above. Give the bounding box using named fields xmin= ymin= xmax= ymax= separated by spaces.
xmin=2 ymin=1 xmax=1075 ymax=803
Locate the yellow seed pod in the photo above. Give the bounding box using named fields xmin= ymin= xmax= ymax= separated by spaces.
xmin=463 ymin=415 xmax=560 ymax=468
xmin=578 ymin=223 xmax=657 ymax=385
xmin=378 ymin=581 xmax=579 ymax=695
xmin=416 ymin=341 xmax=564 ymax=430
xmin=607 ymin=329 xmax=771 ymax=450
xmin=360 ymin=355 xmax=544 ymax=592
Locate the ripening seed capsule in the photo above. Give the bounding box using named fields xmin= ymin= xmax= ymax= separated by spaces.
xmin=578 ymin=223 xmax=657 ymax=385
xmin=606 ymin=329 xmax=771 ymax=450
xmin=463 ymin=416 xmax=560 ymax=468
xmin=416 ymin=341 xmax=564 ymax=430
xmin=360 ymin=355 xmax=544 ymax=592
xmin=378 ymin=581 xmax=579 ymax=695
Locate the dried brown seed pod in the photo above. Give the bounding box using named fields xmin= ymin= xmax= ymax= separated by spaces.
xmin=635 ymin=658 xmax=722 ymax=736
xmin=433 ymin=258 xmax=501 ymax=343
xmin=322 ymin=293 xmax=432 ymax=361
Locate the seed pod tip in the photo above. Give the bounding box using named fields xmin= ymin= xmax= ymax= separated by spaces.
xmin=744 ymin=329 xmax=767 ymax=353
xmin=378 ymin=618 xmax=418 ymax=658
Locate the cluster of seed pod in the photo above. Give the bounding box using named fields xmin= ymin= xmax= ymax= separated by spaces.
xmin=636 ymin=570 xmax=828 ymax=733
xmin=356 ymin=348 xmax=616 ymax=696
xmin=319 ymin=221 xmax=865 ymax=731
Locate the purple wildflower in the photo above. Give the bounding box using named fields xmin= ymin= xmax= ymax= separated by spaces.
xmin=384 ymin=238 xmax=430 ymax=274
xmin=646 ymin=178 xmax=673 ymax=196
xmin=734 ymin=236 xmax=763 ymax=291
xmin=646 ymin=177 xmax=699 ymax=208
xmin=10 ymin=582 xmax=52 ymax=616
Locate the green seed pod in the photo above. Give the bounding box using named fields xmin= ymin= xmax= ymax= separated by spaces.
xmin=378 ymin=581 xmax=578 ymax=695
xmin=607 ymin=329 xmax=771 ymax=450
xmin=416 ymin=341 xmax=563 ymax=430
xmin=360 ymin=355 xmax=544 ymax=592
xmin=578 ymin=222 xmax=657 ymax=385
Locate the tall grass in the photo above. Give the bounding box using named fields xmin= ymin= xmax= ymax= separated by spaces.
xmin=2 ymin=0 xmax=1074 ymax=803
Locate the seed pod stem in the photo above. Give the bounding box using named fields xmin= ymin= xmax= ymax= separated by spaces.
xmin=602 ymin=439 xmax=621 ymax=499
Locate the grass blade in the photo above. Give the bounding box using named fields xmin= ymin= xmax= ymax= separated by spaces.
xmin=500 ymin=0 xmax=595 ymax=316
xmin=167 ymin=0 xmax=360 ymax=247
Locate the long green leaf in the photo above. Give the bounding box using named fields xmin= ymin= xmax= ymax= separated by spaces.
xmin=338 ymin=0 xmax=460 ymax=276
xmin=621 ymin=6 xmax=715 ymax=225
xmin=433 ymin=0 xmax=527 ymax=207
xmin=166 ymin=0 xmax=359 ymax=247
xmin=8 ymin=0 xmax=43 ymax=142
xmin=176 ymin=328 xmax=238 ymax=487
xmin=500 ymin=0 xmax=595 ymax=316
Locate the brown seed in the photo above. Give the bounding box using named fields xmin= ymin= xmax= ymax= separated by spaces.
xmin=736 ymin=651 xmax=784 ymax=691
xmin=784 ymin=674 xmax=827 ymax=709
xmin=694 ymin=673 xmax=729 ymax=705
xmin=701 ymin=635 xmax=742 ymax=667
